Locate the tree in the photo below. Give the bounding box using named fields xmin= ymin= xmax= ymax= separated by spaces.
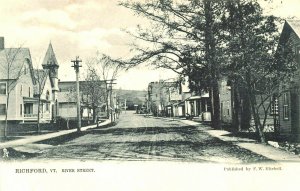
xmin=86 ymin=52 xmax=123 ymax=119
xmin=33 ymin=68 xmax=48 ymax=133
xmin=83 ymin=65 xmax=106 ymax=123
xmin=117 ymin=0 xmax=225 ymax=129
xmin=221 ymin=0 xmax=296 ymax=142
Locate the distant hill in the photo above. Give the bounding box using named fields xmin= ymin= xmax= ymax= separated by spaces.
xmin=115 ymin=89 xmax=147 ymax=110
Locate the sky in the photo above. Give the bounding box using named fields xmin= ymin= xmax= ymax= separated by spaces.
xmin=0 ymin=0 xmax=300 ymax=90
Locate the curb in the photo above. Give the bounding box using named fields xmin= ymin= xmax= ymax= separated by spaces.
xmin=162 ymin=116 xmax=300 ymax=162
xmin=0 ymin=119 xmax=111 ymax=149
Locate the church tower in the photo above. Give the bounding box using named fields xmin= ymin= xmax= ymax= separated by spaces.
xmin=42 ymin=43 xmax=59 ymax=122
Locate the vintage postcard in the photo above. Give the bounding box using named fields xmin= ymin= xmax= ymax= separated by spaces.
xmin=0 ymin=0 xmax=300 ymax=190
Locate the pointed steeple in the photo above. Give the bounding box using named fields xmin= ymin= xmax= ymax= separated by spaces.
xmin=41 ymin=42 xmax=59 ymax=92
xmin=42 ymin=42 xmax=59 ymax=68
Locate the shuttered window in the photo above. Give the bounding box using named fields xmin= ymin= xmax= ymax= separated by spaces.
xmin=283 ymin=93 xmax=289 ymax=120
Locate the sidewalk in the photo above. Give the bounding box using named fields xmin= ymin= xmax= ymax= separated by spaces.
xmin=0 ymin=119 xmax=111 ymax=149
xmin=179 ymin=118 xmax=300 ymax=162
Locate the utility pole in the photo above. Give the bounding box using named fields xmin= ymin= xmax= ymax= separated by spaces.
xmin=105 ymin=82 xmax=109 ymax=119
xmin=104 ymin=79 xmax=116 ymax=122
xmin=124 ymin=99 xmax=126 ymax=113
xmin=71 ymin=56 xmax=82 ymax=132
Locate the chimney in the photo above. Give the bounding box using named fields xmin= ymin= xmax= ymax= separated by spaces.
xmin=0 ymin=37 xmax=4 ymax=50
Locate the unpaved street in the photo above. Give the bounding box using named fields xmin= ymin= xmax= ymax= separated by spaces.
xmin=34 ymin=111 xmax=272 ymax=163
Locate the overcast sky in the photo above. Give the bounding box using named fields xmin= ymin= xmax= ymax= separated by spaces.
xmin=0 ymin=0 xmax=300 ymax=90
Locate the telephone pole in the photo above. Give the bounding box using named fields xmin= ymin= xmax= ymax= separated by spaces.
xmin=71 ymin=56 xmax=82 ymax=132
xmin=104 ymin=79 xmax=116 ymax=122
xmin=124 ymin=99 xmax=127 ymax=113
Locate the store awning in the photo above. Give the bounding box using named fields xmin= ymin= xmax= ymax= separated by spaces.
xmin=187 ymin=96 xmax=201 ymax=100
xmin=23 ymin=97 xmax=39 ymax=103
xmin=173 ymin=101 xmax=185 ymax=107
xmin=186 ymin=93 xmax=209 ymax=101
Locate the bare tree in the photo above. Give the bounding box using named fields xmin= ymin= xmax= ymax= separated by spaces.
xmin=34 ymin=69 xmax=44 ymax=133
xmin=1 ymin=47 xmax=26 ymax=138
xmin=86 ymin=52 xmax=123 ymax=119
xmin=33 ymin=57 xmax=48 ymax=133
xmin=83 ymin=65 xmax=106 ymax=123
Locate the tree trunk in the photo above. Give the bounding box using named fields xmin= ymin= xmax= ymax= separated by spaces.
xmin=66 ymin=119 xmax=69 ymax=130
xmin=246 ymin=78 xmax=266 ymax=143
xmin=37 ymin=97 xmax=41 ymax=134
xmin=232 ymin=82 xmax=242 ymax=132
xmin=204 ymin=0 xmax=221 ymax=130
xmin=4 ymin=92 xmax=10 ymax=138
xmin=211 ymin=79 xmax=221 ymax=129
xmin=93 ymin=106 xmax=97 ymax=124
xmin=241 ymin=91 xmax=251 ymax=131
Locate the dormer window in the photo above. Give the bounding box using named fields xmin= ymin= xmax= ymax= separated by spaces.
xmin=20 ymin=85 xmax=22 ymax=96
xmin=283 ymin=93 xmax=289 ymax=120
xmin=0 ymin=82 xmax=6 ymax=95
xmin=23 ymin=59 xmax=30 ymax=75
xmin=46 ymin=90 xmax=50 ymax=100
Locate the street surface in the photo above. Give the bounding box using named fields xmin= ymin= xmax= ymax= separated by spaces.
xmin=34 ymin=111 xmax=271 ymax=163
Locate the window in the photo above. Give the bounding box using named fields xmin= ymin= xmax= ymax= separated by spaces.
xmin=270 ymin=96 xmax=278 ymax=116
xmin=283 ymin=93 xmax=289 ymax=120
xmin=24 ymin=103 xmax=33 ymax=114
xmin=0 ymin=83 xmax=6 ymax=95
xmin=23 ymin=59 xmax=30 ymax=75
xmin=46 ymin=103 xmax=49 ymax=111
xmin=20 ymin=104 xmax=22 ymax=116
xmin=0 ymin=104 xmax=6 ymax=115
xmin=46 ymin=90 xmax=50 ymax=100
xmin=227 ymin=101 xmax=230 ymax=116
xmin=28 ymin=87 xmax=31 ymax=97
xmin=20 ymin=85 xmax=23 ymax=96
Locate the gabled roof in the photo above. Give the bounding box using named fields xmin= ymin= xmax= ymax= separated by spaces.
xmin=276 ymin=20 xmax=300 ymax=60
xmin=286 ymin=20 xmax=300 ymax=38
xmin=0 ymin=48 xmax=32 ymax=80
xmin=278 ymin=20 xmax=300 ymax=46
xmin=42 ymin=43 xmax=59 ymax=68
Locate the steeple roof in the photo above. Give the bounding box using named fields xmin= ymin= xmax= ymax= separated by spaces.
xmin=286 ymin=20 xmax=300 ymax=38
xmin=42 ymin=43 xmax=59 ymax=67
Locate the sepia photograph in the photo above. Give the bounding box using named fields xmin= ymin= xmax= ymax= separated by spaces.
xmin=0 ymin=0 xmax=300 ymax=190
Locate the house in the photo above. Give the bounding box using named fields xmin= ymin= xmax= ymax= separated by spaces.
xmin=57 ymin=81 xmax=93 ymax=121
xmin=147 ymin=80 xmax=184 ymax=117
xmin=180 ymin=77 xmax=211 ymax=121
xmin=57 ymin=80 xmax=108 ymax=121
xmin=166 ymin=82 xmax=182 ymax=117
xmin=0 ymin=37 xmax=59 ymax=125
xmin=219 ymin=79 xmax=232 ymax=124
xmin=0 ymin=40 xmax=36 ymax=122
xmin=276 ymin=20 xmax=300 ymax=140
xmin=184 ymin=92 xmax=211 ymax=121
xmin=147 ymin=81 xmax=172 ymax=116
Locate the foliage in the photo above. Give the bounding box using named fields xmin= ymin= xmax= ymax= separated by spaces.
xmin=85 ymin=52 xmax=123 ymax=120
xmin=113 ymin=0 xmax=297 ymax=142
xmin=221 ymin=0 xmax=296 ymax=142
